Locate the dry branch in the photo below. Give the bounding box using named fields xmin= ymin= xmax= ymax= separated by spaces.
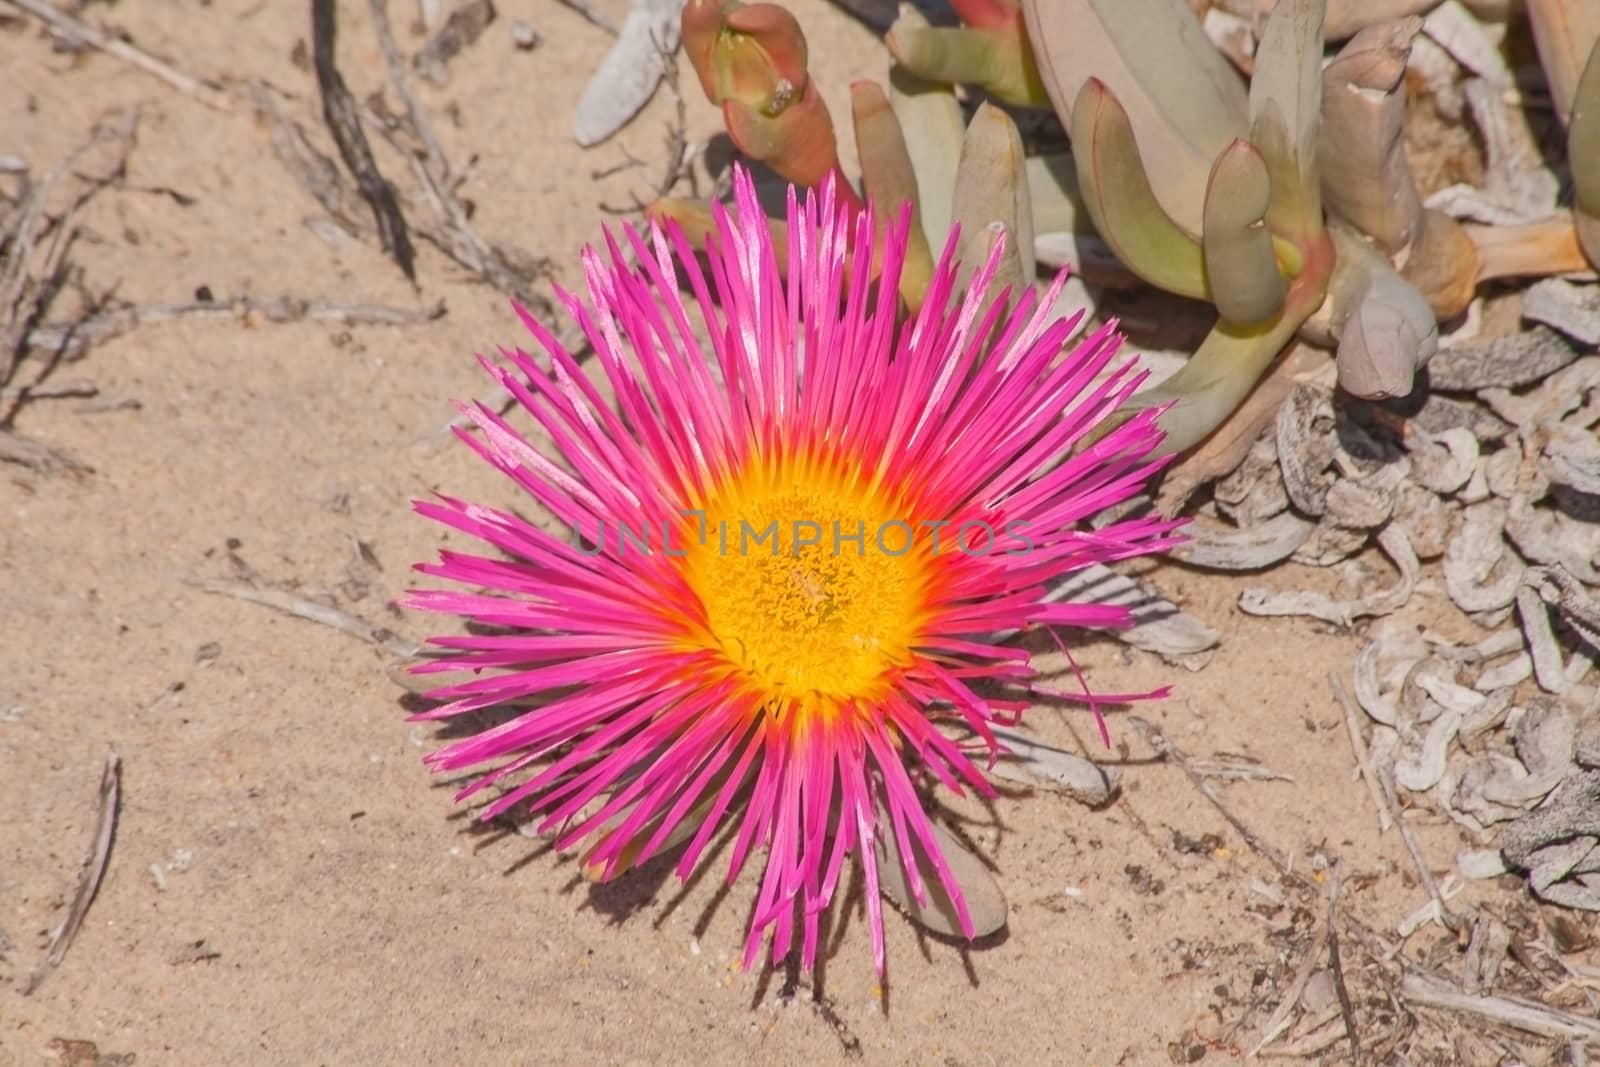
xmin=23 ymin=751 xmax=120 ymax=995
xmin=311 ymin=0 xmax=416 ymax=282
xmin=22 ymin=295 xmax=444 ymax=363
xmin=183 ymin=577 xmax=423 ymax=659
xmin=10 ymin=0 xmax=231 ymax=111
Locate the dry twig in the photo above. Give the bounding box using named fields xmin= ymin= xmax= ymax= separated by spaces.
xmin=1 ymin=112 xmax=136 ymax=392
xmin=1332 ymin=672 xmax=1393 ymax=832
xmin=183 ymin=577 xmax=423 ymax=659
xmin=23 ymin=750 xmax=120 ymax=995
xmin=22 ymin=295 xmax=445 ymax=362
xmin=311 ymin=0 xmax=416 ymax=282
xmin=1400 ymin=971 xmax=1600 ymax=1042
xmin=10 ymin=0 xmax=232 ymax=111
xmin=1326 ymin=868 xmax=1362 ymax=1062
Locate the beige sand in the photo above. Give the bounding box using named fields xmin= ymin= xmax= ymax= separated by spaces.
xmin=0 ymin=2 xmax=1545 ymax=1064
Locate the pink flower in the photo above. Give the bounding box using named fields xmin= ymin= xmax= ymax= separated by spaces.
xmin=407 ymin=166 xmax=1179 ymax=975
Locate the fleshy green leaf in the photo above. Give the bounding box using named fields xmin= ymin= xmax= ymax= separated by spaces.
xmin=1024 ymin=153 xmax=1087 ymax=235
xmin=1570 ymin=37 xmax=1600 ymax=264
xmin=1070 ymin=79 xmax=1207 ymax=300
xmin=1317 ymin=17 xmax=1424 ymax=254
xmin=885 ymin=13 xmax=1049 ymax=108
xmin=852 ymin=80 xmax=935 ymax=309
xmin=952 ymin=103 xmax=1034 ymax=299
xmin=1203 ymin=139 xmax=1287 ymax=325
xmin=1528 ymin=0 xmax=1600 ymax=125
xmin=888 ymin=24 xmax=964 ymax=252
xmin=1021 ymin=0 xmax=1247 ymax=231
xmin=1249 ymin=0 xmax=1327 ymax=244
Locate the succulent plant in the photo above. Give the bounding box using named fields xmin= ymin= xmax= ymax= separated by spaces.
xmin=661 ymin=0 xmax=1600 ymax=460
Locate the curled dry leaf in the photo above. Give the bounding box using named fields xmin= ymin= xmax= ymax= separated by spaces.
xmin=1275 ymin=383 xmax=1338 ymax=516
xmin=1039 ymin=563 xmax=1220 ymax=668
xmin=572 ymin=0 xmax=685 ymax=148
xmin=1239 ymin=523 xmax=1419 ymax=625
xmin=1404 ymin=427 xmax=1478 ymax=495
xmin=1393 ymin=481 xmax=1454 ymax=558
xmin=874 ymin=811 xmax=1009 ymax=938
xmin=1421 ymin=0 xmax=1513 ymax=87
xmin=1176 ymin=510 xmax=1313 ymax=571
xmin=990 ymin=727 xmax=1121 ymax=805
xmin=1443 ymin=500 xmax=1524 ymax=615
xmin=1395 ymin=706 xmax=1464 ymax=792
xmin=1427 ymin=325 xmax=1579 ymax=392
xmin=1502 ymin=769 xmax=1600 ymax=911
xmin=1212 ymin=434 xmax=1290 ymax=527
xmin=1517 ymin=585 xmax=1588 ymax=694
xmin=1426 ymin=79 xmax=1561 ymax=225
xmin=1522 ymin=278 xmax=1600 ymax=347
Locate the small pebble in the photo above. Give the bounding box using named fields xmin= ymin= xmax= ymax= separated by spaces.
xmin=511 ymin=20 xmax=540 ymax=50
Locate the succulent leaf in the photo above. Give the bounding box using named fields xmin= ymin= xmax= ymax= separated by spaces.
xmin=1249 ymin=0 xmax=1327 ymax=244
xmin=1109 ymin=224 xmax=1336 ymax=457
xmin=952 ymin=102 xmax=1034 ymax=301
xmin=888 ymin=25 xmax=964 ymax=250
xmin=1070 ymin=80 xmax=1208 ymax=300
xmin=1022 ymin=0 xmax=1248 ymax=232
xmin=682 ymin=0 xmax=855 ymax=199
xmin=1203 ymin=139 xmax=1287 ymax=325
xmin=1324 ymin=226 xmax=1438 ymax=400
xmin=1318 ymin=17 xmax=1424 ymax=254
xmin=885 ymin=16 xmax=1049 ymax=108
xmin=1024 ymin=153 xmax=1087 ymax=235
xmin=1570 ymin=38 xmax=1600 ymax=264
xmin=1527 ymin=0 xmax=1600 ymax=126
xmin=852 ymin=80 xmax=936 ymax=309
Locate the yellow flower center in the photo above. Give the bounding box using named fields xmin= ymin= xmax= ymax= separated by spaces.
xmin=681 ymin=455 xmax=931 ymax=712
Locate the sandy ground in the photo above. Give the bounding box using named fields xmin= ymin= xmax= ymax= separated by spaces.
xmin=0 ymin=2 xmax=1579 ymax=1065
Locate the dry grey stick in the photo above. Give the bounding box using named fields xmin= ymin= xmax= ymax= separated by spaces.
xmin=250 ymin=84 xmax=362 ymax=229
xmin=1530 ymin=565 xmax=1600 ymax=648
xmin=1379 ymin=764 xmax=1462 ymax=935
xmin=1332 ymin=672 xmax=1393 ymax=832
xmin=1132 ymin=716 xmax=1403 ymax=963
xmin=1325 ymin=868 xmax=1361 ymax=1063
xmin=1400 ymin=971 xmax=1600 ymax=1041
xmin=0 ymin=378 xmax=96 ymax=404
xmin=1250 ymin=917 xmax=1332 ymax=1055
xmin=23 ymin=750 xmax=120 ymax=995
xmin=369 ymin=0 xmax=453 ymax=190
xmin=312 ymin=0 xmax=416 ymax=282
xmin=183 ymin=577 xmax=423 ymax=659
xmin=24 ymin=296 xmax=443 ymax=361
xmin=10 ymin=0 xmax=232 ymax=111
xmin=0 ymin=428 xmax=89 ymax=473
xmin=1 ymin=113 xmax=135 ymax=385
xmin=355 ymin=85 xmax=548 ymax=310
